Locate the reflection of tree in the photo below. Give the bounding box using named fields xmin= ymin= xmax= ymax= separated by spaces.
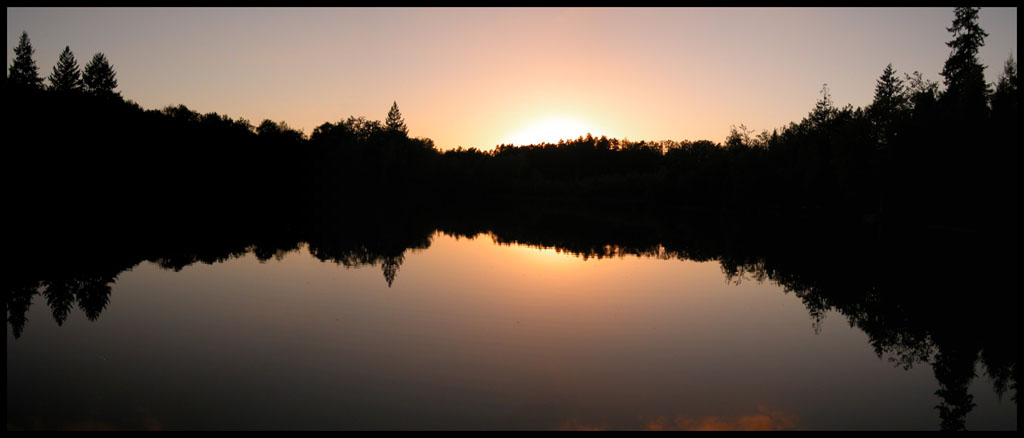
xmin=49 ymin=276 xmax=116 ymax=323
xmin=75 ymin=275 xmax=115 ymax=321
xmin=6 ymin=202 xmax=1015 ymax=430
xmin=307 ymin=244 xmax=412 ymax=289
xmin=5 ymin=274 xmax=117 ymax=339
xmin=463 ymin=205 xmax=1014 ymax=431
xmin=381 ymin=255 xmax=402 ymax=288
xmin=42 ymin=278 xmax=77 ymax=326
xmin=6 ymin=207 xmax=441 ymax=338
xmin=305 ymin=210 xmax=433 ymax=288
xmin=6 ymin=283 xmax=36 ymax=339
xmin=711 ymin=219 xmax=1016 ymax=431
xmin=932 ymin=344 xmax=977 ymax=431
xmin=36 ymin=275 xmax=115 ymax=327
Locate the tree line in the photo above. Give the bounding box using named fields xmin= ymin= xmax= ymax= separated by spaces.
xmin=5 ymin=7 xmax=1018 ymax=231
xmin=8 ymin=32 xmax=118 ymax=96
xmin=5 ymin=9 xmax=1017 ymax=430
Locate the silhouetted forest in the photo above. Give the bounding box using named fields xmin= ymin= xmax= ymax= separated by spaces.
xmin=4 ymin=8 xmax=1018 ymax=431
xmin=4 ymin=8 xmax=1018 ymax=231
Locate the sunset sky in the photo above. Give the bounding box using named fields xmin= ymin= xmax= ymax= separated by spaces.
xmin=7 ymin=7 xmax=1018 ymax=150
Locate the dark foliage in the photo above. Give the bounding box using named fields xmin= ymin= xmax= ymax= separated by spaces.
xmin=4 ymin=10 xmax=1018 ymax=429
xmin=7 ymin=7 xmax=1017 ymax=230
xmin=4 ymin=201 xmax=1016 ymax=431
xmin=8 ymin=31 xmax=43 ymax=89
xmin=941 ymin=7 xmax=990 ymax=119
xmin=82 ymin=52 xmax=118 ymax=96
xmin=47 ymin=46 xmax=83 ymax=93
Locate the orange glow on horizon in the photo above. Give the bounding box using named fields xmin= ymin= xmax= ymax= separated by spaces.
xmin=492 ymin=236 xmax=584 ymax=266
xmin=501 ymin=115 xmax=605 ymax=146
xmin=645 ymin=406 xmax=799 ymax=431
xmin=8 ymin=8 xmax=1016 ymax=151
xmin=557 ymin=406 xmax=799 ymax=431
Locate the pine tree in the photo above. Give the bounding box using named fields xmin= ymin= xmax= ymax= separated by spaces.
xmin=48 ymin=46 xmax=83 ymax=92
xmin=385 ymin=101 xmax=408 ymax=135
xmin=870 ymin=64 xmax=909 ymax=146
xmin=940 ymin=7 xmax=990 ymax=114
xmin=872 ymin=64 xmax=908 ymax=114
xmin=808 ymin=83 xmax=836 ymax=127
xmin=990 ymin=54 xmax=1018 ymax=124
xmin=995 ymin=55 xmax=1017 ymax=94
xmin=83 ymin=52 xmax=118 ymax=95
xmin=991 ymin=55 xmax=1017 ymax=106
xmin=8 ymin=31 xmax=43 ymax=89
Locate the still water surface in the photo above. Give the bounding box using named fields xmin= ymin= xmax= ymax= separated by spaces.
xmin=6 ymin=231 xmax=1017 ymax=430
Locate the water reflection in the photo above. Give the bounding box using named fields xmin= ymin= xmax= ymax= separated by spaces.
xmin=6 ymin=205 xmax=1017 ymax=430
xmin=557 ymin=405 xmax=799 ymax=431
xmin=643 ymin=406 xmax=799 ymax=431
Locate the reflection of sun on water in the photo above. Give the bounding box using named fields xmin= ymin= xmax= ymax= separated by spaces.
xmin=495 ymin=237 xmax=583 ymax=267
xmin=526 ymin=246 xmax=579 ymax=265
xmin=504 ymin=115 xmax=602 ymax=146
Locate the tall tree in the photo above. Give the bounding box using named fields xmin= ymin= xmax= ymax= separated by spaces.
xmin=872 ymin=64 xmax=908 ymax=113
xmin=940 ymin=7 xmax=990 ymax=114
xmin=82 ymin=52 xmax=118 ymax=95
xmin=870 ymin=64 xmax=909 ymax=146
xmin=8 ymin=31 xmax=43 ymax=89
xmin=48 ymin=46 xmax=83 ymax=92
xmin=385 ymin=101 xmax=408 ymax=135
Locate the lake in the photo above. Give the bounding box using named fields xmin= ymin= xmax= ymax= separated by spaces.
xmin=6 ymin=206 xmax=1018 ymax=430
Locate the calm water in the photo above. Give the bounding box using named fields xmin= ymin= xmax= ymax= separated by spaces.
xmin=6 ymin=224 xmax=1018 ymax=430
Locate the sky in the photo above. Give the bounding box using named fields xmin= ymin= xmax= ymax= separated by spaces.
xmin=6 ymin=7 xmax=1018 ymax=150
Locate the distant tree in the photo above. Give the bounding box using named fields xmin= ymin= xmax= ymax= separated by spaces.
xmin=808 ymin=83 xmax=837 ymax=127
xmin=257 ymin=119 xmax=283 ymax=136
xmin=754 ymin=129 xmax=773 ymax=148
xmin=940 ymin=7 xmax=990 ymax=114
xmin=256 ymin=119 xmax=304 ymax=143
xmin=725 ymin=124 xmax=754 ymax=149
xmin=8 ymin=31 xmax=43 ymax=89
xmin=904 ymin=71 xmax=939 ymax=113
xmin=162 ymin=104 xmax=199 ymax=123
xmin=82 ymin=52 xmax=118 ymax=96
xmin=993 ymin=54 xmax=1017 ymax=96
xmin=48 ymin=46 xmax=83 ymax=92
xmin=385 ymin=101 xmax=408 ymax=135
xmin=990 ymin=54 xmax=1017 ymax=119
xmin=343 ymin=116 xmax=384 ymax=141
xmin=237 ymin=117 xmax=255 ymax=133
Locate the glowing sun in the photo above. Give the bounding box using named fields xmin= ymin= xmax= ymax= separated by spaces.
xmin=503 ymin=116 xmax=602 ymax=146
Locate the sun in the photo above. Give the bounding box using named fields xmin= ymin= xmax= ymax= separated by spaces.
xmin=503 ymin=115 xmax=601 ymax=146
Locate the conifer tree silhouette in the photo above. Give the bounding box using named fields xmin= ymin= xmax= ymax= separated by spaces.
xmin=940 ymin=7 xmax=990 ymax=114
xmin=48 ymin=46 xmax=83 ymax=92
xmin=83 ymin=52 xmax=118 ymax=95
xmin=386 ymin=101 xmax=408 ymax=135
xmin=870 ymin=64 xmax=908 ymax=145
xmin=990 ymin=54 xmax=1017 ymax=119
xmin=8 ymin=31 xmax=43 ymax=89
